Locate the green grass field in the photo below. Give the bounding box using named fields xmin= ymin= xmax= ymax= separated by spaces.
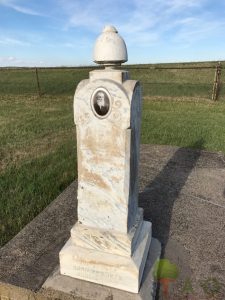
xmin=1 ymin=62 xmax=225 ymax=246
xmin=1 ymin=61 xmax=224 ymax=98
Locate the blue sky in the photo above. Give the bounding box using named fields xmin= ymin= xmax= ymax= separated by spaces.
xmin=0 ymin=0 xmax=225 ymax=67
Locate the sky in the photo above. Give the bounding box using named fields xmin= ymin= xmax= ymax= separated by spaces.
xmin=0 ymin=0 xmax=225 ymax=67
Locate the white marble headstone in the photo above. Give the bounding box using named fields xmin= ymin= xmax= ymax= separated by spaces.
xmin=59 ymin=25 xmax=152 ymax=293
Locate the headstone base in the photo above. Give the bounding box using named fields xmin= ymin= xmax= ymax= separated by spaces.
xmin=43 ymin=237 xmax=161 ymax=300
xmin=59 ymin=221 xmax=152 ymax=293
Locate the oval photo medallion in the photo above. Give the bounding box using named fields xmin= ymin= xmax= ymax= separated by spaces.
xmin=92 ymin=89 xmax=111 ymax=118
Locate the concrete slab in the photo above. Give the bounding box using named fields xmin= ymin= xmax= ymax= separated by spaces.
xmin=0 ymin=144 xmax=225 ymax=299
xmin=139 ymin=144 xmax=225 ymax=299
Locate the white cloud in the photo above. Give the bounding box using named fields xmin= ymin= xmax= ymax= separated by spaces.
xmin=0 ymin=37 xmax=30 ymax=46
xmin=0 ymin=0 xmax=45 ymax=16
xmin=58 ymin=0 xmax=130 ymax=31
xmin=172 ymin=16 xmax=225 ymax=44
xmin=0 ymin=56 xmax=46 ymax=66
xmin=0 ymin=56 xmax=23 ymax=64
xmin=60 ymin=39 xmax=91 ymax=48
xmin=8 ymin=56 xmax=16 ymax=61
xmin=57 ymin=0 xmax=225 ymax=48
xmin=118 ymin=0 xmax=206 ymax=45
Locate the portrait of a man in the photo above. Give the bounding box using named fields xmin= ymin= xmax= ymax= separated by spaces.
xmin=93 ymin=90 xmax=110 ymax=117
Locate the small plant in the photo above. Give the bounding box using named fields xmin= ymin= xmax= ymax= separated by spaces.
xmin=200 ymin=277 xmax=222 ymax=299
xmin=154 ymin=258 xmax=179 ymax=299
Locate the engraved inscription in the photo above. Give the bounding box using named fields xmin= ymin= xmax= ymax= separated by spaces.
xmin=114 ymin=100 xmax=122 ymax=108
xmin=73 ymin=264 xmax=122 ymax=283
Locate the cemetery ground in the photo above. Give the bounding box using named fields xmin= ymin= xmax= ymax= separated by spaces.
xmin=0 ymin=63 xmax=225 ymax=298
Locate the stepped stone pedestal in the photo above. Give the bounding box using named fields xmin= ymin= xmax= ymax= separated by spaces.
xmin=59 ymin=25 xmax=160 ymax=295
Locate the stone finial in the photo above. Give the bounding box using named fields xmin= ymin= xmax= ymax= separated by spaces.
xmin=93 ymin=25 xmax=128 ymax=66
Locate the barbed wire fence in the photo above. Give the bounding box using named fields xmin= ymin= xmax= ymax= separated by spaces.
xmin=0 ymin=63 xmax=223 ymax=100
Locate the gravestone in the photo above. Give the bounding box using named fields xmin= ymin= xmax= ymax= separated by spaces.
xmin=59 ymin=25 xmax=153 ymax=293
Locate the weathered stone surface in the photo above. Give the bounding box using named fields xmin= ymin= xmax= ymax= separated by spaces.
xmin=60 ymin=26 xmax=149 ymax=293
xmin=60 ymin=63 xmax=149 ymax=291
xmin=74 ymin=72 xmax=141 ymax=233
xmin=71 ymin=208 xmax=143 ymax=257
xmin=93 ymin=25 xmax=128 ymax=65
xmin=60 ymin=221 xmax=151 ymax=293
xmin=89 ymin=68 xmax=129 ymax=83
xmin=44 ymin=238 xmax=161 ymax=300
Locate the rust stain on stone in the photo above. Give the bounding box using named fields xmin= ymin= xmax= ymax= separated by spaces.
xmin=81 ymin=168 xmax=109 ymax=190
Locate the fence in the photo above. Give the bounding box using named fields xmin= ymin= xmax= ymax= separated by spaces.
xmin=0 ymin=62 xmax=223 ymax=100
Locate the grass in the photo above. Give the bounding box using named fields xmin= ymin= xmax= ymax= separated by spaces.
xmin=0 ymin=94 xmax=77 ymax=246
xmin=1 ymin=62 xmax=225 ymax=246
xmin=142 ymin=98 xmax=225 ymax=153
xmin=0 ymin=68 xmax=90 ymax=96
xmin=0 ymin=141 xmax=76 ymax=246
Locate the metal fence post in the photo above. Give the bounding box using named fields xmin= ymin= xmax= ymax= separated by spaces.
xmin=35 ymin=67 xmax=41 ymax=97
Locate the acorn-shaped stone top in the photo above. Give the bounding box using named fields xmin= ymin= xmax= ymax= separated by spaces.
xmin=93 ymin=25 xmax=128 ymax=66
